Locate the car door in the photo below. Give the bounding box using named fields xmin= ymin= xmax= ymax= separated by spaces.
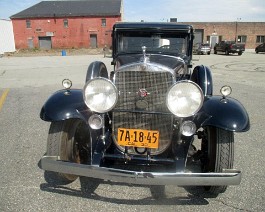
xmin=261 ymin=44 xmax=265 ymax=52
xmin=217 ymin=41 xmax=224 ymax=51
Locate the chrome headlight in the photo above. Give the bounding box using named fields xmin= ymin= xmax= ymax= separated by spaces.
xmin=166 ymin=81 xmax=204 ymax=117
xmin=83 ymin=77 xmax=118 ymax=113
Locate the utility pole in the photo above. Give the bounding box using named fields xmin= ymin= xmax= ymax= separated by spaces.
xmin=235 ymin=18 xmax=241 ymax=42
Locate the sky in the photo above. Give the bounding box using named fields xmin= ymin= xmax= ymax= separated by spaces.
xmin=0 ymin=0 xmax=265 ymax=22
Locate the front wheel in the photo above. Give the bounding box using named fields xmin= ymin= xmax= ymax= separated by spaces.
xmin=44 ymin=119 xmax=91 ymax=185
xmin=238 ymin=51 xmax=242 ymax=56
xmin=201 ymin=126 xmax=234 ymax=195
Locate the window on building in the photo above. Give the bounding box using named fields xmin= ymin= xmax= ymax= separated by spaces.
xmin=219 ymin=36 xmax=223 ymax=42
xmin=206 ymin=36 xmax=210 ymax=42
xmin=63 ymin=19 xmax=68 ymax=28
xmin=237 ymin=35 xmax=247 ymax=43
xmin=101 ymin=19 xmax=106 ymax=27
xmin=256 ymin=35 xmax=265 ymax=43
xmin=26 ymin=20 xmax=31 ymax=28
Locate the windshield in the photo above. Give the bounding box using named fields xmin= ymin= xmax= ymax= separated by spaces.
xmin=117 ymin=31 xmax=188 ymax=56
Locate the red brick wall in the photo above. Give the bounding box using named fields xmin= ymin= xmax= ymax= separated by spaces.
xmin=181 ymin=22 xmax=265 ymax=49
xmin=12 ymin=16 xmax=121 ymax=49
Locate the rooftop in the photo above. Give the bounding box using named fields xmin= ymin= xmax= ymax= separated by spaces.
xmin=10 ymin=0 xmax=122 ymax=19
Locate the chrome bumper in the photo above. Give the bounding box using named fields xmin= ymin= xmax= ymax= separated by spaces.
xmin=40 ymin=156 xmax=241 ymax=186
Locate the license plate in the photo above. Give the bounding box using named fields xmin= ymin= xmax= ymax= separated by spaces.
xmin=117 ymin=128 xmax=159 ymax=149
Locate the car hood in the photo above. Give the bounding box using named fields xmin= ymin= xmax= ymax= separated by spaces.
xmin=115 ymin=54 xmax=188 ymax=70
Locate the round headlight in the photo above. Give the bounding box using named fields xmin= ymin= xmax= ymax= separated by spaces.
xmin=83 ymin=77 xmax=118 ymax=113
xmin=166 ymin=81 xmax=204 ymax=117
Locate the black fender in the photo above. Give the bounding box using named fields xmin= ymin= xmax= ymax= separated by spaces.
xmin=191 ymin=65 xmax=213 ymax=96
xmin=40 ymin=89 xmax=92 ymax=122
xmin=198 ymin=96 xmax=250 ymax=132
xmin=86 ymin=61 xmax=108 ymax=82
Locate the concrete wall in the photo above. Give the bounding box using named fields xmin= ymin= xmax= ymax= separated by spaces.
xmin=181 ymin=22 xmax=265 ymax=49
xmin=0 ymin=19 xmax=16 ymax=54
xmin=12 ymin=16 xmax=121 ymax=49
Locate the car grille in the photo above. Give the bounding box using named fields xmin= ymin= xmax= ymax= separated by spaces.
xmin=112 ymin=66 xmax=175 ymax=155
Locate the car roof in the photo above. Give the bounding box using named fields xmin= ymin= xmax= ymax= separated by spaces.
xmin=113 ymin=22 xmax=193 ymax=33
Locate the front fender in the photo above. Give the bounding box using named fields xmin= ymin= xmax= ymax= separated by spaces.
xmin=199 ymin=96 xmax=250 ymax=132
xmin=40 ymin=89 xmax=91 ymax=122
xmin=191 ymin=65 xmax=213 ymax=96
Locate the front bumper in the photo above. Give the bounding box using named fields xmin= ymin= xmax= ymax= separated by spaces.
xmin=40 ymin=156 xmax=241 ymax=186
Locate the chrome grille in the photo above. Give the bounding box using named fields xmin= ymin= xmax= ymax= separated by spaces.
xmin=114 ymin=70 xmax=173 ymax=112
xmin=112 ymin=66 xmax=175 ymax=155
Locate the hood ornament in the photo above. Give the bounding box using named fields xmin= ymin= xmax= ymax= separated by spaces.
xmin=141 ymin=46 xmax=150 ymax=64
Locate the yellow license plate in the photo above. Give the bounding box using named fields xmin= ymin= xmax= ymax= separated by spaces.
xmin=118 ymin=128 xmax=159 ymax=149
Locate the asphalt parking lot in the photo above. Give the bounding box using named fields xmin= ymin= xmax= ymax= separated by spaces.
xmin=0 ymin=51 xmax=264 ymax=211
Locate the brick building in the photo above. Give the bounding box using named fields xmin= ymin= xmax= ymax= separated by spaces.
xmin=10 ymin=0 xmax=123 ymax=49
xmin=181 ymin=22 xmax=265 ymax=49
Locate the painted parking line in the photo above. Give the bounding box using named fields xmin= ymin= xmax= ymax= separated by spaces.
xmin=0 ymin=88 xmax=10 ymax=112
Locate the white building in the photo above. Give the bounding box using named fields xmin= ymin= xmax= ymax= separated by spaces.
xmin=0 ymin=19 xmax=15 ymax=55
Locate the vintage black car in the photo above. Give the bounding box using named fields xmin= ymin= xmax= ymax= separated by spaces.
xmin=39 ymin=22 xmax=250 ymax=196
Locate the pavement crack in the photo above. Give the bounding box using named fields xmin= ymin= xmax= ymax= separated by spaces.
xmin=0 ymin=70 xmax=6 ymax=76
xmin=213 ymin=199 xmax=253 ymax=212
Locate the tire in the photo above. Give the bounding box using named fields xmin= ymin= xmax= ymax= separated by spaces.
xmin=255 ymin=50 xmax=258 ymax=54
xmin=214 ymin=49 xmax=217 ymax=54
xmin=238 ymin=51 xmax=242 ymax=56
xmin=44 ymin=119 xmax=91 ymax=185
xmin=207 ymin=52 xmax=210 ymax=55
xmin=150 ymin=185 xmax=166 ymax=199
xmin=80 ymin=177 xmax=102 ymax=195
xmin=201 ymin=126 xmax=234 ymax=195
xmin=225 ymin=49 xmax=229 ymax=55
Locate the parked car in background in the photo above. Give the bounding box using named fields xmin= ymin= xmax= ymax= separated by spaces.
xmin=193 ymin=43 xmax=211 ymax=55
xmin=214 ymin=41 xmax=245 ymax=55
xmin=255 ymin=43 xmax=265 ymax=53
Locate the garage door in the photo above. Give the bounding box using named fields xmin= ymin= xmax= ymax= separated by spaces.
xmin=193 ymin=29 xmax=203 ymax=45
xmin=39 ymin=36 xmax=52 ymax=49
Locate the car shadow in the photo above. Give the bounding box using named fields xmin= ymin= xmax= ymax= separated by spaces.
xmin=40 ymin=180 xmax=209 ymax=206
xmin=213 ymin=53 xmax=242 ymax=56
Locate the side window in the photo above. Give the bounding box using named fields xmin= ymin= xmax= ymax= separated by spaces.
xmin=26 ymin=20 xmax=31 ymax=28
xmin=63 ymin=19 xmax=68 ymax=28
xmin=256 ymin=35 xmax=265 ymax=43
xmin=101 ymin=19 xmax=106 ymax=27
xmin=237 ymin=35 xmax=247 ymax=43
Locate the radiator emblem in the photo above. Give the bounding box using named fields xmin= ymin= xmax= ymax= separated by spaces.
xmin=138 ymin=88 xmax=148 ymax=97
